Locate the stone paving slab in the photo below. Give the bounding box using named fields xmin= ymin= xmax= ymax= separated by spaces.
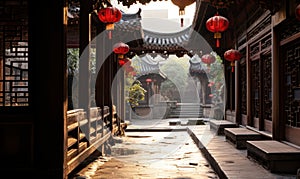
xmin=69 ymin=129 xmax=219 ymax=179
xmin=188 ymin=126 xmax=298 ymax=179
xmin=69 ymin=118 xmax=297 ymax=179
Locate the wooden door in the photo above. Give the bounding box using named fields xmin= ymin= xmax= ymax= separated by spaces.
xmin=281 ymin=41 xmax=300 ymax=146
xmin=261 ymin=52 xmax=272 ymax=133
xmin=249 ymin=29 xmax=272 ymax=133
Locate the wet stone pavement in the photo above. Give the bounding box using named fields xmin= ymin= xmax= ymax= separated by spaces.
xmin=70 ymin=128 xmax=219 ymax=179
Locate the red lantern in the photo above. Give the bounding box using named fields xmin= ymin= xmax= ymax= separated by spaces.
xmin=296 ymin=4 xmax=300 ymax=21
xmin=206 ymin=13 xmax=229 ymax=48
xmin=208 ymin=81 xmax=215 ymax=87
xmin=224 ymin=49 xmax=241 ymax=72
xmin=171 ymin=0 xmax=196 ymax=27
xmin=118 ymin=58 xmax=131 ymax=66
xmin=113 ymin=42 xmax=129 ymax=58
xmin=98 ymin=7 xmax=122 ymax=39
xmin=171 ymin=0 xmax=196 ymax=15
xmin=201 ymin=54 xmax=216 ymax=71
xmin=146 ymin=78 xmax=152 ymax=84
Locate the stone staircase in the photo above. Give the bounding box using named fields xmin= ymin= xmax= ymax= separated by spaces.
xmin=167 ymin=103 xmax=204 ymax=118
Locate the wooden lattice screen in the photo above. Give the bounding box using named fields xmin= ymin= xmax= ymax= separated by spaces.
xmin=251 ymin=59 xmax=260 ymax=118
xmin=262 ymin=52 xmax=272 ymax=121
xmin=248 ymin=12 xmax=272 ymax=126
xmin=0 ymin=1 xmax=29 ymax=106
xmin=239 ymin=48 xmax=247 ymax=115
xmin=283 ymin=44 xmax=300 ymax=127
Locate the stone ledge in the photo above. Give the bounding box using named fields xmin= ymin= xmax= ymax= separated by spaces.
xmin=209 ymin=119 xmax=238 ymax=135
xmin=246 ymin=140 xmax=300 ymax=174
xmin=224 ymin=127 xmax=263 ymax=149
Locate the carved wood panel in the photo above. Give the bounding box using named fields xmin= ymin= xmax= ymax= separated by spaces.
xmin=262 ymin=52 xmax=272 ymax=121
xmin=280 ymin=19 xmax=300 ymax=42
xmin=240 ymin=62 xmax=247 ymax=115
xmin=251 ymin=59 xmax=260 ymax=118
xmin=249 ymin=28 xmax=272 ymax=129
xmin=240 ymin=49 xmax=247 ymax=115
xmin=283 ymin=44 xmax=300 ymax=127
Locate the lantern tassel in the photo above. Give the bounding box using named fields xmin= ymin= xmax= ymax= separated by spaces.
xmin=231 ymin=61 xmax=235 ymax=72
xmin=108 ymin=31 xmax=112 ymax=39
xmin=181 ymin=18 xmax=184 ymax=27
xmin=207 ymin=64 xmax=211 ymax=73
xmin=216 ymin=39 xmax=220 ymax=48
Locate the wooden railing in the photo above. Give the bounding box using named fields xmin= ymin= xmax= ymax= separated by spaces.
xmin=66 ymin=106 xmax=116 ymax=175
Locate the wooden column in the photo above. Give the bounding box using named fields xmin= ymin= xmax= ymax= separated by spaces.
xmin=258 ymin=54 xmax=264 ymax=130
xmin=95 ymin=24 xmax=105 ymax=108
xmin=79 ymin=0 xmax=91 ymax=119
xmin=95 ymin=22 xmax=106 ymax=154
xmin=29 ymin=0 xmax=68 ymax=178
xmin=246 ymin=45 xmax=252 ymax=126
xmin=120 ymin=69 xmax=125 ymax=123
xmin=235 ymin=60 xmax=240 ymax=125
xmin=0 ymin=59 xmax=2 ymax=97
xmin=271 ymin=22 xmax=281 ymax=140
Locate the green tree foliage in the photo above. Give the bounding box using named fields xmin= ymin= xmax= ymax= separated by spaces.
xmin=67 ymin=48 xmax=79 ymax=75
xmin=126 ymin=80 xmax=146 ymax=108
xmin=208 ymin=51 xmax=225 ymax=85
xmin=123 ymin=56 xmax=147 ymax=108
xmin=160 ymin=55 xmax=190 ymax=101
xmin=67 ymin=48 xmax=98 ymax=108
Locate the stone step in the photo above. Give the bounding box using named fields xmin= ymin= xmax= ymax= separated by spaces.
xmin=224 ymin=127 xmax=265 ymax=149
xmin=209 ymin=119 xmax=238 ymax=135
xmin=246 ymin=140 xmax=300 ymax=174
xmin=166 ymin=103 xmax=204 ymax=118
xmin=167 ymin=114 xmax=203 ymax=117
xmin=170 ymin=111 xmax=203 ymax=114
xmin=171 ymin=109 xmax=203 ymax=112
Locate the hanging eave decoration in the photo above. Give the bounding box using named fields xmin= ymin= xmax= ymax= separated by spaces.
xmin=206 ymin=12 xmax=229 ymax=48
xmin=98 ymin=6 xmax=122 ymax=39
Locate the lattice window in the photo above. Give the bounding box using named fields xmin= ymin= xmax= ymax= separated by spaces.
xmin=247 ymin=14 xmax=271 ymax=41
xmin=262 ymin=53 xmax=272 ymax=121
xmin=251 ymin=60 xmax=260 ymax=118
xmin=284 ymin=45 xmax=300 ymax=127
xmin=240 ymin=59 xmax=247 ymax=115
xmin=0 ymin=1 xmax=29 ymax=106
xmin=280 ymin=20 xmax=300 ymax=42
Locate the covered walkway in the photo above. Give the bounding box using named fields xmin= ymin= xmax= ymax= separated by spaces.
xmin=1 ymin=0 xmax=300 ymax=178
xmin=69 ymin=119 xmax=297 ymax=178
